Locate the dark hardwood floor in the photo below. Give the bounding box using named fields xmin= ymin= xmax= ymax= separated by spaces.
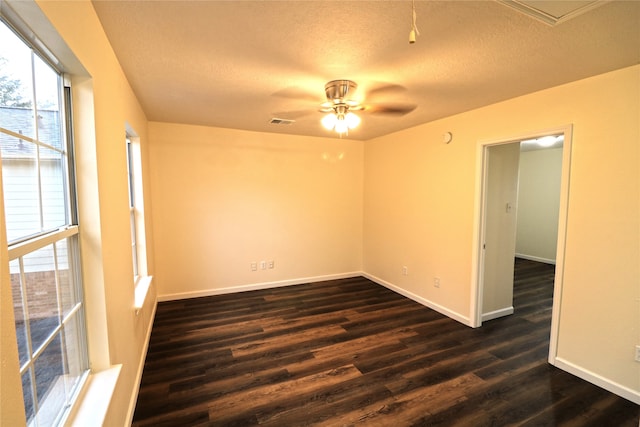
xmin=132 ymin=259 xmax=639 ymax=426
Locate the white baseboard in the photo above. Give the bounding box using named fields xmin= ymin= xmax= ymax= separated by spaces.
xmin=157 ymin=271 xmax=362 ymax=302
xmin=482 ymin=306 xmax=514 ymax=322
xmin=553 ymin=357 xmax=640 ymax=405
xmin=515 ymin=253 xmax=556 ymax=265
xmin=158 ymin=272 xmax=471 ymax=328
xmin=125 ymin=296 xmax=158 ymax=425
xmin=362 ymin=272 xmax=472 ymax=327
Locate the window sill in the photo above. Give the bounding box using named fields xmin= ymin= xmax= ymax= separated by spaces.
xmin=65 ymin=365 xmax=122 ymax=426
xmin=134 ymin=275 xmax=153 ymax=315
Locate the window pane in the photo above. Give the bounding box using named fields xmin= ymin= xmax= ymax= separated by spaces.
xmin=34 ymin=334 xmax=65 ymax=427
xmin=1 ymin=26 xmax=67 ymax=242
xmin=22 ymin=368 xmax=36 ymax=425
xmin=23 ymin=245 xmax=60 ymax=354
xmin=127 ymin=140 xmax=139 ymax=277
xmin=1 ymin=145 xmax=40 ymax=241
xmin=0 ymin=23 xmax=34 ymax=136
xmin=130 ymin=209 xmax=138 ymax=277
xmin=11 ymin=258 xmax=30 ymax=367
xmin=127 ymin=140 xmax=135 ymax=206
xmin=56 ymin=238 xmax=78 ymax=317
xmin=33 ymin=55 xmax=62 ymax=150
xmin=61 ymin=313 xmax=86 ymax=400
xmin=41 ymin=146 xmax=67 ymax=229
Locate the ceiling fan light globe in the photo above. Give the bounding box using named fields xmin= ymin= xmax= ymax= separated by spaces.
xmin=321 ymin=113 xmax=337 ymax=130
xmin=334 ymin=119 xmax=349 ymax=134
xmin=345 ymin=112 xmax=360 ymax=129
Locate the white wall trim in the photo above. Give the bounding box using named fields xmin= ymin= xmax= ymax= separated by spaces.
xmin=66 ymin=365 xmax=122 ymax=427
xmin=159 ymin=272 xmax=473 ymax=327
xmin=134 ymin=275 xmax=154 ymax=314
xmin=515 ymin=253 xmax=556 ymax=265
xmin=125 ymin=297 xmax=158 ymax=426
xmin=362 ymin=272 xmax=472 ymax=327
xmin=470 ymin=125 xmax=573 ymax=350
xmin=553 ymin=357 xmax=640 ymax=405
xmin=547 ymin=125 xmax=573 ymax=364
xmin=157 ymin=272 xmax=362 ymax=301
xmin=481 ymin=306 xmax=514 ymax=322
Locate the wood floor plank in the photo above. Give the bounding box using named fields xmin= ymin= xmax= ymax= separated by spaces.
xmin=386 ymin=373 xmax=484 ymax=423
xmin=207 ymin=365 xmax=363 ymax=424
xmin=132 ymin=259 xmax=639 ymax=426
xmin=229 ymin=324 xmax=348 ymax=358
xmin=310 ymin=327 xmax=418 ymax=360
xmin=255 ymin=376 xmax=394 ymax=426
xmin=312 ymin=396 xmax=401 ymax=427
xmin=285 ymin=341 xmax=408 ymax=379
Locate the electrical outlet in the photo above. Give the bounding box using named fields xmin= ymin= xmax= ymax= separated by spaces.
xmin=635 ymin=345 xmax=640 ymax=362
xmin=250 ymin=262 xmax=257 ymax=271
xmin=434 ymin=277 xmax=441 ymax=288
xmin=268 ymin=260 xmax=274 ymax=269
xmin=402 ymin=266 xmax=408 ymax=276
xmin=260 ymin=261 xmax=267 ymax=270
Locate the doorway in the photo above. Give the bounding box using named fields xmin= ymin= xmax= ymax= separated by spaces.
xmin=472 ymin=126 xmax=572 ymax=364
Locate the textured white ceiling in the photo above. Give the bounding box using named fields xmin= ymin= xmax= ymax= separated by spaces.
xmin=92 ymin=0 xmax=640 ymax=140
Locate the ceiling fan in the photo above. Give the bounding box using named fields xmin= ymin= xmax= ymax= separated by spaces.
xmin=273 ymin=80 xmax=416 ymax=136
xmin=319 ymin=80 xmax=416 ymax=135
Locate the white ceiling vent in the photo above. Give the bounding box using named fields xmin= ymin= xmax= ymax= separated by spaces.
xmin=270 ymin=118 xmax=296 ymax=125
xmin=498 ymin=0 xmax=610 ymax=26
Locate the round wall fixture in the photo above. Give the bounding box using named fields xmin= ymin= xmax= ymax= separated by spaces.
xmin=443 ymin=132 xmax=453 ymax=144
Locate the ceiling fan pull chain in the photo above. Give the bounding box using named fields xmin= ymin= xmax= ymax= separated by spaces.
xmin=410 ymin=0 xmax=420 ymax=43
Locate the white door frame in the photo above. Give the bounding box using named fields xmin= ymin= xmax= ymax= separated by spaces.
xmin=470 ymin=125 xmax=573 ymax=365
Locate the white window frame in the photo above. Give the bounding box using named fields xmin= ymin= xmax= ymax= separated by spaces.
xmin=0 ymin=16 xmax=89 ymax=426
xmin=125 ymin=130 xmax=152 ymax=312
xmin=126 ymin=136 xmax=139 ymax=279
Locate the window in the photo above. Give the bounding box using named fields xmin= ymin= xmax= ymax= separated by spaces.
xmin=0 ymin=19 xmax=88 ymax=426
xmin=126 ymin=133 xmax=151 ymax=311
xmin=126 ymin=137 xmax=138 ymax=278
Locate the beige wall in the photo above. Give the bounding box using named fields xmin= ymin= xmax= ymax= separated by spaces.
xmin=0 ymin=1 xmax=156 ymax=425
xmin=363 ymin=115 xmax=478 ymax=320
xmin=516 ymin=147 xmax=563 ymax=263
xmin=148 ymin=122 xmax=363 ymax=298
xmin=364 ymin=65 xmax=639 ymax=395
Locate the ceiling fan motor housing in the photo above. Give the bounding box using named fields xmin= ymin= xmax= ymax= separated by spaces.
xmin=325 ymin=80 xmax=357 ymax=102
